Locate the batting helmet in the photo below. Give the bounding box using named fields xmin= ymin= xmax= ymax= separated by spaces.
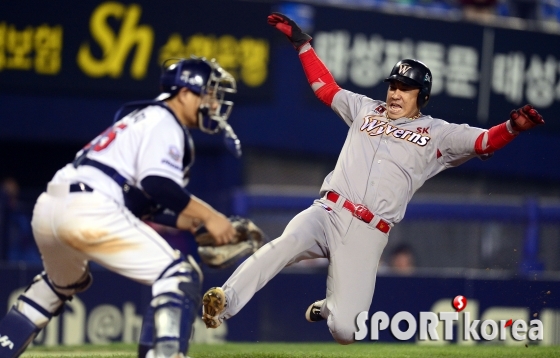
xmin=158 ymin=56 xmax=237 ymax=134
xmin=384 ymin=59 xmax=432 ymax=109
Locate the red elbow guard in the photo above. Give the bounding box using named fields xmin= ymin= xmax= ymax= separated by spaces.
xmin=299 ymin=48 xmax=341 ymax=106
xmin=475 ymin=122 xmax=517 ymax=155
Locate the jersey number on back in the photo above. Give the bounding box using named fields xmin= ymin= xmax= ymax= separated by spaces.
xmin=86 ymin=123 xmax=128 ymax=152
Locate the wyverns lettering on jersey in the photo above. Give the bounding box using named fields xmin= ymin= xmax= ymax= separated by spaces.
xmin=359 ymin=115 xmax=431 ymax=147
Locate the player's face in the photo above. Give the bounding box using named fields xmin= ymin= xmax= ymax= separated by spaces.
xmin=200 ymin=91 xmax=220 ymax=117
xmin=386 ymin=81 xmax=420 ymax=120
xmin=178 ymin=89 xmax=202 ymax=128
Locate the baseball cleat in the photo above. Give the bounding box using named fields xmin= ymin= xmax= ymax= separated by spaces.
xmin=202 ymin=287 xmax=227 ymax=328
xmin=305 ymin=299 xmax=326 ymax=322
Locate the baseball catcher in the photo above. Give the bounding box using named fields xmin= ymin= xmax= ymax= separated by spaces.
xmin=0 ymin=57 xmax=242 ymax=358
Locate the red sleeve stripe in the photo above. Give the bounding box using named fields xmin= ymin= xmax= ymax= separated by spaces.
xmin=474 ymin=122 xmax=517 ymax=155
xmin=299 ymin=47 xmax=341 ymax=106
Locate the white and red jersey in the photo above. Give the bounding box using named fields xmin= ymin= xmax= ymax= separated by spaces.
xmin=51 ymin=104 xmax=194 ymax=205
xmin=320 ymin=90 xmax=485 ymax=224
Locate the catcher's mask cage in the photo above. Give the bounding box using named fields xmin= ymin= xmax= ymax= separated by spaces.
xmin=384 ymin=59 xmax=432 ymax=109
xmin=158 ymin=56 xmax=237 ymax=134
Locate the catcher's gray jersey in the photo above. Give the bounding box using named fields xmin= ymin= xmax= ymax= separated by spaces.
xmin=321 ymin=89 xmax=485 ymax=224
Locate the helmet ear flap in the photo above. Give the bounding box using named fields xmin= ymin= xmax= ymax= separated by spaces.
xmin=417 ymin=89 xmax=430 ymax=109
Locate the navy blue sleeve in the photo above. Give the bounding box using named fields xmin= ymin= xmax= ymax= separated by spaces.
xmin=141 ymin=176 xmax=191 ymax=214
xmin=123 ymin=185 xmax=157 ymax=218
xmin=150 ymin=209 xmax=179 ymax=228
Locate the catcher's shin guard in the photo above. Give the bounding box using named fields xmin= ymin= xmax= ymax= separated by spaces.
xmin=137 ymin=304 xmax=155 ymax=358
xmin=0 ymin=271 xmax=90 ymax=358
xmin=140 ymin=255 xmax=202 ymax=358
xmin=139 ymin=293 xmax=200 ymax=358
xmin=0 ymin=308 xmax=41 ymax=358
xmin=152 ymin=293 xmax=186 ymax=357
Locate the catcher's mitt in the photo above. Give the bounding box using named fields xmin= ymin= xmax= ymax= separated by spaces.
xmin=195 ymin=216 xmax=266 ymax=269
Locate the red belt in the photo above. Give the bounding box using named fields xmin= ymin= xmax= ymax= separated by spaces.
xmin=326 ymin=192 xmax=390 ymax=234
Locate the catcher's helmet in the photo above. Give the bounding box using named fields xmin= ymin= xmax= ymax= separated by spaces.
xmin=384 ymin=59 xmax=432 ymax=109
xmin=158 ymin=56 xmax=237 ymax=134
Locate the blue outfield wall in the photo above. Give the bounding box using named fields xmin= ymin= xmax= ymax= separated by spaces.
xmin=1 ymin=263 xmax=560 ymax=346
xmin=232 ymin=191 xmax=560 ymax=274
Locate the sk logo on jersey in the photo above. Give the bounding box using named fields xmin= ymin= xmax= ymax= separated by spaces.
xmin=360 ymin=116 xmax=430 ymax=147
xmin=373 ymin=105 xmax=387 ymax=115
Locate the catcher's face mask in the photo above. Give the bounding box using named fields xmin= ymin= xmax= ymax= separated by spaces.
xmin=197 ymin=65 xmax=237 ymax=134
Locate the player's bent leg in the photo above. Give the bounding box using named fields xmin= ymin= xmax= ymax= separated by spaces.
xmin=325 ymin=224 xmax=388 ymax=345
xmin=218 ymin=205 xmax=329 ymax=323
xmin=141 ymin=255 xmax=202 ymax=358
xmin=0 ymin=271 xmax=92 ymax=358
xmin=329 ymin=319 xmax=357 ymax=345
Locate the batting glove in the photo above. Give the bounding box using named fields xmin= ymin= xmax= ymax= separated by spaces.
xmin=509 ymin=104 xmax=545 ymax=132
xmin=267 ymin=12 xmax=312 ymax=50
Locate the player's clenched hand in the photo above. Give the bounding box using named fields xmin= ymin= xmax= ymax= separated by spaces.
xmin=267 ymin=12 xmax=312 ymax=50
xmin=509 ymin=104 xmax=545 ymax=132
xmin=204 ymin=212 xmax=236 ymax=246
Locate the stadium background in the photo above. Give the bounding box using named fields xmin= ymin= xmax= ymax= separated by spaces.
xmin=1 ymin=0 xmax=560 ymax=348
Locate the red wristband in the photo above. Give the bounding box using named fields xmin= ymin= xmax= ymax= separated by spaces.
xmin=475 ymin=122 xmax=517 ymax=155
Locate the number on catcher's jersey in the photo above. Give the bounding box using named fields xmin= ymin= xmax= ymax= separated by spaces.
xmin=72 ymin=105 xmax=190 ymax=189
xmin=90 ymin=123 xmax=129 ymax=152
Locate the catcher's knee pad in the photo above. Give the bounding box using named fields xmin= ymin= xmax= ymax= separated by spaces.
xmin=152 ymin=254 xmax=202 ymax=299
xmin=139 ymin=255 xmax=202 ymax=358
xmin=49 ymin=269 xmax=93 ymax=297
xmin=17 ymin=271 xmax=92 ymax=328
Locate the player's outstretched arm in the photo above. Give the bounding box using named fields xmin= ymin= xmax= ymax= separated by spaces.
xmin=267 ymin=12 xmax=341 ymax=106
xmin=139 ymin=175 xmax=235 ymax=245
xmin=474 ymin=104 xmax=545 ymax=155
